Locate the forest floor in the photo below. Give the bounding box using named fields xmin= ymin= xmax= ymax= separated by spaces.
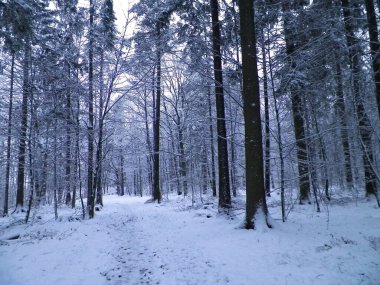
xmin=0 ymin=192 xmax=379 ymax=285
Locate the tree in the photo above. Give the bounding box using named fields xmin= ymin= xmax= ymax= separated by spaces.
xmin=87 ymin=0 xmax=95 ymax=218
xmin=239 ymin=0 xmax=271 ymax=229
xmin=281 ymin=0 xmax=311 ymax=204
xmin=210 ymin=0 xmax=231 ymax=209
xmin=93 ymin=0 xmax=117 ymax=208
xmin=0 ymin=0 xmax=24 ymax=215
xmin=15 ymin=7 xmax=33 ymax=211
xmin=364 ymin=0 xmax=380 ymax=118
xmin=341 ymin=0 xmax=379 ymax=204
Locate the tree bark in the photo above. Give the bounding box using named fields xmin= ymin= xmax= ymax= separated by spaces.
xmin=239 ymin=0 xmax=271 ymax=229
xmin=282 ymin=1 xmax=311 ymax=204
xmin=262 ymin=39 xmax=271 ymax=198
xmin=65 ymin=74 xmax=72 ymax=206
xmin=341 ymin=0 xmax=378 ymax=198
xmin=3 ymin=52 xmax=15 ymax=216
xmin=178 ymin=125 xmax=188 ymax=196
xmin=152 ymin=21 xmax=162 ymax=202
xmin=15 ymin=40 xmax=31 ymax=210
xmin=334 ymin=51 xmax=353 ymax=186
xmin=87 ymin=0 xmax=95 ymax=218
xmin=143 ymin=87 xmax=154 ymax=195
xmin=210 ymin=0 xmax=231 ymax=208
xmin=95 ymin=51 xmax=105 ymax=208
xmin=207 ymin=85 xmax=217 ymax=197
xmin=364 ymin=0 xmax=380 ymax=118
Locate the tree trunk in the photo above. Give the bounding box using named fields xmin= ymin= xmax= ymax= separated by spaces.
xmin=53 ymin=99 xmax=59 ymax=220
xmin=365 ymin=0 xmax=380 ymax=118
xmin=267 ymin=31 xmax=286 ymax=222
xmin=334 ymin=51 xmax=353 ymax=186
xmin=120 ymin=153 xmax=125 ymax=196
xmin=210 ymin=0 xmax=231 ymax=209
xmin=95 ymin=51 xmax=105 ymax=208
xmin=262 ymin=39 xmax=271 ymax=198
xmin=65 ymin=74 xmax=72 ymax=207
xmin=3 ymin=52 xmax=15 ymax=216
xmin=239 ymin=0 xmax=271 ymax=229
xmin=207 ymin=85 xmax=217 ymax=197
xmin=227 ymin=93 xmax=237 ymax=197
xmin=143 ymin=87 xmax=154 ymax=195
xmin=282 ymin=1 xmax=310 ymax=204
xmin=15 ymin=40 xmax=31 ymax=210
xmin=72 ymin=63 xmax=81 ymax=209
xmin=341 ymin=0 xmax=378 ymax=198
xmin=152 ymin=22 xmax=162 ymax=202
xmin=87 ymin=0 xmax=95 ymax=218
xmin=178 ymin=126 xmax=188 ymax=196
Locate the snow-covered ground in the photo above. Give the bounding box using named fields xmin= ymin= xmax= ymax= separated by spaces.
xmin=0 ymin=193 xmax=379 ymax=285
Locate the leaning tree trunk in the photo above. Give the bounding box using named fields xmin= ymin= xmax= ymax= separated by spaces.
xmin=15 ymin=40 xmax=31 ymax=211
xmin=239 ymin=0 xmax=271 ymax=229
xmin=364 ymin=0 xmax=380 ymax=118
xmin=210 ymin=0 xmax=231 ymax=209
xmin=3 ymin=52 xmax=15 ymax=216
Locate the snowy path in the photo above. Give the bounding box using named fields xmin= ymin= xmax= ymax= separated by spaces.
xmin=1 ymin=195 xmax=380 ymax=285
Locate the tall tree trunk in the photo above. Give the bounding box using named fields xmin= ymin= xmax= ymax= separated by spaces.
xmin=311 ymin=107 xmax=330 ymax=201
xmin=65 ymin=74 xmax=72 ymax=206
xmin=178 ymin=126 xmax=188 ymax=196
xmin=262 ymin=39 xmax=271 ymax=198
xmin=365 ymin=0 xmax=380 ymax=117
xmin=3 ymin=52 xmax=15 ymax=216
xmin=201 ymin=142 xmax=208 ymax=195
xmin=228 ymin=93 xmax=237 ymax=197
xmin=143 ymin=87 xmax=154 ymax=194
xmin=207 ymin=85 xmax=217 ymax=197
xmin=26 ymin=89 xmax=38 ymax=223
xmin=39 ymin=128 xmax=49 ymax=206
xmin=163 ymin=100 xmax=182 ymax=195
xmin=239 ymin=0 xmax=271 ymax=229
xmin=87 ymin=0 xmax=95 ymax=218
xmin=282 ymin=1 xmax=311 ymax=204
xmin=15 ymin=40 xmax=31 ymax=210
xmin=152 ymin=22 xmax=162 ymax=202
xmin=120 ymin=153 xmax=125 ymax=196
xmin=334 ymin=50 xmax=353 ymax=186
xmin=210 ymin=0 xmax=231 ymax=208
xmin=53 ymin=99 xmax=59 ymax=220
xmin=72 ymin=60 xmax=81 ymax=209
xmin=267 ymin=31 xmax=285 ymax=222
xmin=341 ymin=0 xmax=378 ymax=199
xmin=95 ymin=51 xmax=105 ymax=208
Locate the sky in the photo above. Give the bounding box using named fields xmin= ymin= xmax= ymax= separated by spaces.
xmin=113 ymin=0 xmax=136 ymax=30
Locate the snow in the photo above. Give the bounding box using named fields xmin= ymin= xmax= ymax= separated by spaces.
xmin=0 ymin=194 xmax=379 ymax=285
